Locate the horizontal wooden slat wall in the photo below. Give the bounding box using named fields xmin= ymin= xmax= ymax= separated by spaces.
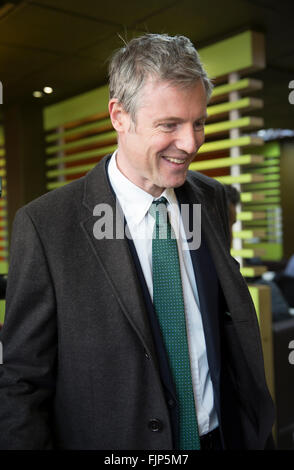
xmin=242 ymin=142 xmax=283 ymax=261
xmin=44 ymin=85 xmax=111 ymax=189
xmin=189 ymin=73 xmax=270 ymax=276
xmin=45 ymin=110 xmax=116 ymax=190
xmin=0 ymin=126 xmax=8 ymax=274
xmin=192 ymin=30 xmax=282 ymax=275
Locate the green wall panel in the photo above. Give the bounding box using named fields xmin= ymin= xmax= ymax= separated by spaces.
xmin=199 ymin=31 xmax=264 ymax=79
xmin=244 ymin=242 xmax=283 ymax=261
xmin=46 ymin=144 xmax=117 ymax=166
xmin=0 ymin=299 xmax=5 ymax=324
xmin=248 ymin=142 xmax=281 ymax=158
xmin=0 ymin=127 xmax=4 ymax=145
xmin=44 ymin=84 xmax=109 ymax=131
xmin=46 ymin=130 xmax=117 ymax=154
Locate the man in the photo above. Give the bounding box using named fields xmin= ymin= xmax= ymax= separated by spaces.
xmin=0 ymin=34 xmax=274 ymax=450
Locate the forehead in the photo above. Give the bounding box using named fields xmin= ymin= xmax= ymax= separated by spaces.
xmin=136 ymin=78 xmax=207 ymax=119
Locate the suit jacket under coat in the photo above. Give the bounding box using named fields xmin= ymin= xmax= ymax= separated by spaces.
xmin=0 ymin=155 xmax=275 ymax=449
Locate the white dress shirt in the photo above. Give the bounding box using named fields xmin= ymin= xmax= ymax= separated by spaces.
xmin=108 ymin=151 xmax=218 ymax=436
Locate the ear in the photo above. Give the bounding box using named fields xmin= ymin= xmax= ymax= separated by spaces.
xmin=108 ymin=99 xmax=130 ymax=133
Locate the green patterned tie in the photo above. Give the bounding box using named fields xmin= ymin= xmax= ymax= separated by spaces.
xmin=149 ymin=197 xmax=201 ymax=450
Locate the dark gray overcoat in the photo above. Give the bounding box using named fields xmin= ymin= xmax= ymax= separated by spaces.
xmin=0 ymin=155 xmax=275 ymax=449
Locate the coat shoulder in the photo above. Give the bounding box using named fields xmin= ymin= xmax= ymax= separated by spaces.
xmin=13 ymin=176 xmax=87 ymax=236
xmin=186 ymin=170 xmax=224 ymax=193
xmin=24 ymin=176 xmax=85 ymax=215
xmin=19 ymin=156 xmax=110 ymax=224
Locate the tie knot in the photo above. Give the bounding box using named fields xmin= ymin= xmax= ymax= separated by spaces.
xmin=149 ymin=197 xmax=168 ymax=226
xmin=153 ymin=196 xmax=168 ymax=207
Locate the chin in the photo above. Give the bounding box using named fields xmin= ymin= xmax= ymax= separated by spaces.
xmin=167 ymin=174 xmax=187 ymax=189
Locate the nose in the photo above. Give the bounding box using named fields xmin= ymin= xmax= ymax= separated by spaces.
xmin=175 ymin=125 xmax=204 ymax=155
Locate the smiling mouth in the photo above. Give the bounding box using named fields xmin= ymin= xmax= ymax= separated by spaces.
xmin=162 ymin=156 xmax=187 ymax=165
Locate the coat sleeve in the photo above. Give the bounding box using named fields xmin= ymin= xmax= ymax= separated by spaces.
xmin=0 ymin=207 xmax=57 ymax=449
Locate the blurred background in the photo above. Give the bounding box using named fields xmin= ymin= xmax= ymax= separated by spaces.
xmin=0 ymin=0 xmax=294 ymax=449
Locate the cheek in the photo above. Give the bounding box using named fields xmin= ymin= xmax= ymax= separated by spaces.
xmin=198 ymin=131 xmax=205 ymax=146
xmin=149 ymin=134 xmax=175 ymax=154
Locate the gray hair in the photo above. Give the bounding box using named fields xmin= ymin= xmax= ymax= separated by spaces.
xmin=108 ymin=33 xmax=213 ymax=122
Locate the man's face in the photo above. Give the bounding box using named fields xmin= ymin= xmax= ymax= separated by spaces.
xmin=110 ymin=78 xmax=207 ymax=197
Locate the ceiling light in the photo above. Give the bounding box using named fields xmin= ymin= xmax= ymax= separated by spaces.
xmin=43 ymin=86 xmax=53 ymax=94
xmin=33 ymin=91 xmax=43 ymax=98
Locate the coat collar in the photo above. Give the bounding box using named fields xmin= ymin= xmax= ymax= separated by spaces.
xmin=82 ymin=155 xmax=115 ymax=211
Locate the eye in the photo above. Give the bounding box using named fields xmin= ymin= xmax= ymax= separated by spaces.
xmin=194 ymin=120 xmax=205 ymax=131
xmin=161 ymin=122 xmax=178 ymax=132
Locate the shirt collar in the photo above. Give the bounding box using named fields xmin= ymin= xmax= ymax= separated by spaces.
xmin=108 ymin=151 xmax=178 ymax=225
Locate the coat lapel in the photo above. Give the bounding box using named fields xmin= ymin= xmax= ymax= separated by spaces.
xmin=176 ymin=181 xmax=222 ymax=388
xmin=80 ymin=156 xmax=157 ymax=360
xmin=180 ymin=174 xmax=249 ymax=323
